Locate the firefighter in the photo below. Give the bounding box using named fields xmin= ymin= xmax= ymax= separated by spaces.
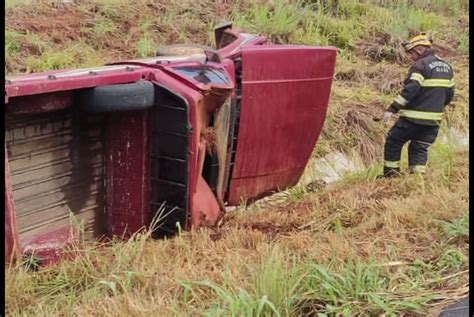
xmin=378 ymin=32 xmax=455 ymax=178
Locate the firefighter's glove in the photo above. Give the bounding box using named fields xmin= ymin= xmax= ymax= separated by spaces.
xmin=383 ymin=111 xmax=393 ymax=123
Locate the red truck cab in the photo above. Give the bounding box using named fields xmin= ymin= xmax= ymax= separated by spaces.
xmin=5 ymin=24 xmax=337 ymax=265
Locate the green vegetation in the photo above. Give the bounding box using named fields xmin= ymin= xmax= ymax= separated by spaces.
xmin=5 ymin=0 xmax=469 ymax=74
xmin=443 ymin=212 xmax=469 ymax=241
xmin=5 ymin=0 xmax=31 ymax=9
xmin=384 ymin=4 xmax=445 ymax=38
xmin=458 ymin=27 xmax=469 ymax=55
xmin=5 ymin=0 xmax=469 ymax=316
xmin=25 ymin=42 xmax=103 ymax=73
xmin=136 ymin=37 xmax=156 ymax=58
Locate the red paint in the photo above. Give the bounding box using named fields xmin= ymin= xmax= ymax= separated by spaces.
xmin=5 ymin=146 xmax=21 ymax=265
xmin=192 ymin=175 xmax=222 ymax=227
xmin=4 ymin=31 xmax=337 ymax=265
xmin=228 ymin=168 xmax=302 ymax=205
xmin=222 ymin=59 xmax=236 ymax=82
xmin=6 ymin=91 xmax=73 ymax=114
xmin=20 ymin=226 xmax=79 ymax=266
xmin=5 ymin=67 xmax=146 ymax=100
xmin=227 ymin=46 xmax=337 ymax=205
xmin=105 ymin=111 xmax=150 ymax=237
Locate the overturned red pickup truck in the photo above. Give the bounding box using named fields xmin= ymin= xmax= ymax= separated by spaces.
xmin=5 ymin=23 xmax=336 ymax=264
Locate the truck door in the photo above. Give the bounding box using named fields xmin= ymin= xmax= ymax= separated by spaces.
xmin=226 ymin=46 xmax=337 ymax=205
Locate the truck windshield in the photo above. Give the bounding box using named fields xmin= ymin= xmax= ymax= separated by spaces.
xmin=172 ymin=66 xmax=230 ymax=85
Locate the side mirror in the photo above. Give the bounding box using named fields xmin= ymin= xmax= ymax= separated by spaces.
xmin=204 ymin=50 xmax=223 ymax=64
xmin=214 ymin=21 xmax=233 ymax=49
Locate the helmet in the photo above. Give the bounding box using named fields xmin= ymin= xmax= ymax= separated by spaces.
xmin=403 ymin=32 xmax=433 ymax=51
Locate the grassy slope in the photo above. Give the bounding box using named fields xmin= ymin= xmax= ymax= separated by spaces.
xmin=5 ymin=0 xmax=469 ymax=316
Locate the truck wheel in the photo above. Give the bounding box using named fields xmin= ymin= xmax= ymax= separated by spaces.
xmin=77 ymin=80 xmax=154 ymax=112
xmin=156 ymin=44 xmax=213 ymax=56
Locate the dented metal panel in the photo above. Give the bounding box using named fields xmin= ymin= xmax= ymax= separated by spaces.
xmin=227 ymin=46 xmax=337 ymax=205
xmin=5 ymin=109 xmax=106 ymax=246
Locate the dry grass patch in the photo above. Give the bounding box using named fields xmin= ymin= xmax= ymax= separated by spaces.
xmin=355 ymin=31 xmax=408 ymax=64
xmin=5 ymin=146 xmax=468 ymax=316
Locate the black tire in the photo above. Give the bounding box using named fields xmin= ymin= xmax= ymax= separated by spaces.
xmin=78 ymin=80 xmax=154 ymax=113
xmin=156 ymin=44 xmax=213 ymax=56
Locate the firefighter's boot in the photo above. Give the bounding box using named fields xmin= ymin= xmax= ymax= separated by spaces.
xmin=376 ymin=166 xmax=401 ymax=179
xmin=409 ymin=165 xmax=426 ymax=174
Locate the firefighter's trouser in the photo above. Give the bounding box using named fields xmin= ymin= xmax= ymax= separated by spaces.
xmin=384 ymin=118 xmax=439 ymax=174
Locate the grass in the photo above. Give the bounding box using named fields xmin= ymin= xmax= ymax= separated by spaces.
xmin=5 ymin=30 xmax=23 ymax=56
xmin=136 ymin=37 xmax=156 ymax=58
xmin=5 ymin=0 xmax=469 ymax=316
xmin=5 ymin=144 xmax=468 ymax=315
xmin=5 ymin=0 xmax=469 ymax=75
xmin=176 ymin=255 xmax=438 ymax=316
xmin=442 ymin=212 xmax=469 ymax=241
xmin=233 ymin=1 xmax=311 ymax=43
xmin=288 ymin=20 xmax=329 ymax=46
xmin=177 ymin=248 xmax=303 ymax=316
xmin=5 ymin=0 xmax=31 ymax=8
xmin=25 ymin=42 xmax=104 ymax=72
xmin=93 ymin=18 xmax=117 ymax=37
xmin=384 ymin=4 xmax=445 ymax=38
xmin=300 ymin=260 xmax=434 ymax=316
xmin=5 ymin=31 xmax=48 ymax=57
xmin=457 ymin=27 xmax=469 ymax=55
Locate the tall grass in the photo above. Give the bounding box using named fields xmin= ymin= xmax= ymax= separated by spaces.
xmin=25 ymin=42 xmax=103 ymax=72
xmin=5 ymin=31 xmax=23 ymax=56
xmin=457 ymin=27 xmax=469 ymax=55
xmin=173 ymin=250 xmax=458 ymax=316
xmin=93 ymin=18 xmax=117 ymax=37
xmin=5 ymin=0 xmax=468 ymax=74
xmin=233 ymin=1 xmax=314 ymax=43
xmin=372 ymin=0 xmax=468 ymax=16
xmin=384 ymin=4 xmax=445 ymax=38
xmin=136 ymin=37 xmax=156 ymax=57
xmin=5 ymin=0 xmax=31 ymax=8
xmin=5 ymin=143 xmax=468 ymax=315
xmin=299 ymin=260 xmax=434 ymax=315
xmin=177 ymin=247 xmax=303 ymax=316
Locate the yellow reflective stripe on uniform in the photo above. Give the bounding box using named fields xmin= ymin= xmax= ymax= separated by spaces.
xmin=410 ymin=165 xmax=426 ymax=173
xmin=410 ymin=73 xmax=425 ymax=84
xmin=420 ymin=79 xmax=455 ymax=88
xmin=394 ymin=94 xmax=408 ymax=106
xmin=384 ymin=160 xmax=400 ymax=168
xmin=399 ymin=110 xmax=443 ymax=120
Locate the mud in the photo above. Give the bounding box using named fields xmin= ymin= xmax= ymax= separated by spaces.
xmin=211 ymin=208 xmax=311 ymax=241
xmin=235 ymin=220 xmax=304 ymax=240
xmin=6 ymin=7 xmax=88 ymax=41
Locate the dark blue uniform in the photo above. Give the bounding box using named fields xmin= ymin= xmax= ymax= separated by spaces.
xmin=383 ymin=49 xmax=455 ymax=176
